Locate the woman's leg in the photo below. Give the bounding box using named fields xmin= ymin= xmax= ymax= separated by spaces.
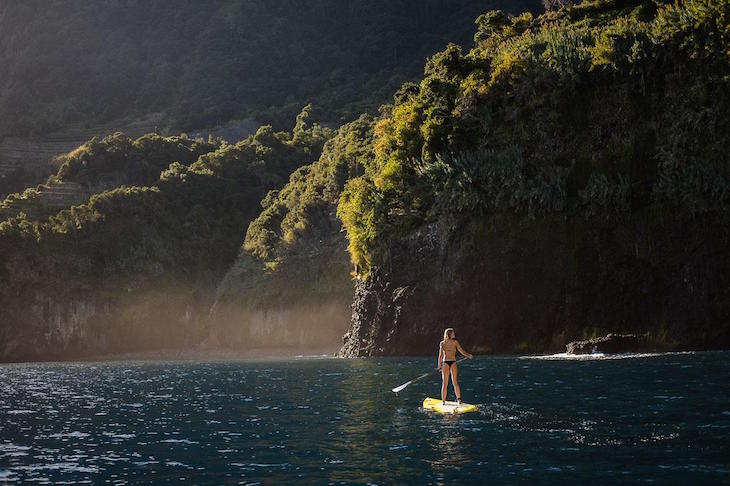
xmin=441 ymin=364 xmax=450 ymax=404
xmin=450 ymin=363 xmax=462 ymax=403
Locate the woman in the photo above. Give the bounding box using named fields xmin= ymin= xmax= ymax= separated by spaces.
xmin=438 ymin=328 xmax=473 ymax=405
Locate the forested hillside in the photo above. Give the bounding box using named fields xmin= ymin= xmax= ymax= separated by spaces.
xmin=0 ymin=108 xmax=332 ymax=361
xmin=335 ymin=0 xmax=730 ymax=355
xmin=0 ymin=0 xmax=537 ymax=139
xmin=0 ymin=0 xmax=544 ymax=361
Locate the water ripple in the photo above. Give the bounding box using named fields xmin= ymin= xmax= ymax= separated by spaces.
xmin=0 ymin=354 xmax=728 ymax=483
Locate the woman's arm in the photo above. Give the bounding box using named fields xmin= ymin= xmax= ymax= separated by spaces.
xmin=438 ymin=342 xmax=444 ymax=370
xmin=456 ymin=340 xmax=473 ymax=359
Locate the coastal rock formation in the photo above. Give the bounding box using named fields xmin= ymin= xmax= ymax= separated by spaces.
xmin=0 ymin=287 xmax=208 ymax=363
xmin=565 ymin=333 xmax=651 ymax=355
xmin=339 ymin=215 xmax=730 ymax=357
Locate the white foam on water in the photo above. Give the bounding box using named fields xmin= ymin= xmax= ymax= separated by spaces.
xmin=0 ymin=444 xmax=31 ymax=452
xmin=102 ymin=433 xmax=136 ymax=439
xmin=231 ymin=462 xmax=290 ymax=468
xmin=98 ymin=454 xmax=129 ymax=463
xmin=6 ymin=410 xmax=36 ymax=415
xmin=48 ymin=432 xmax=90 ymax=439
xmin=522 ymin=351 xmax=696 ymax=361
xmin=159 ymin=439 xmax=198 ymax=444
xmin=13 ymin=462 xmax=99 ymax=473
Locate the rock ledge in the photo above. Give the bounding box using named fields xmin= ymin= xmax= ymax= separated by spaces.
xmin=566 ymin=333 xmax=653 ymax=355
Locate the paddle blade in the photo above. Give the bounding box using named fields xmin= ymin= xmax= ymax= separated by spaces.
xmin=391 ymin=380 xmax=412 ymax=393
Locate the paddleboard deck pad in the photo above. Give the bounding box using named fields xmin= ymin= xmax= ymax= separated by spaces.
xmin=423 ymin=397 xmax=478 ymax=414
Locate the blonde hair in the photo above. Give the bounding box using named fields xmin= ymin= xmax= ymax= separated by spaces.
xmin=443 ymin=328 xmax=455 ymax=340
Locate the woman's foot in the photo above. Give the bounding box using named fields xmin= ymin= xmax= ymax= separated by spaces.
xmin=457 ymin=396 xmax=462 ymax=404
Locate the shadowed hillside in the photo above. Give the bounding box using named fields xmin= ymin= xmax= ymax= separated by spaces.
xmin=0 ymin=0 xmax=541 ymax=196
xmin=0 ymin=0 xmax=540 ymax=139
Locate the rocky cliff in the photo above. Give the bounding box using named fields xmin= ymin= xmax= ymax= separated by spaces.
xmin=0 ymin=278 xmax=210 ymax=362
xmin=339 ymin=212 xmax=730 ymax=356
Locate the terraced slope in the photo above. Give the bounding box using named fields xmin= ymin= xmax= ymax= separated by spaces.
xmin=0 ymin=182 xmax=93 ymax=220
xmin=0 ymin=120 xmax=166 ymax=199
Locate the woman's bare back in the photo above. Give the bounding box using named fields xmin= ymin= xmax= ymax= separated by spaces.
xmin=441 ymin=339 xmax=458 ymax=361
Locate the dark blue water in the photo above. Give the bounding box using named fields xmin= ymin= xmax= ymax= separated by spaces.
xmin=1 ymin=352 xmax=729 ymax=484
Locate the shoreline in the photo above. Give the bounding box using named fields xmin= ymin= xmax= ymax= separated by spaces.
xmin=1 ymin=347 xmax=726 ymax=366
xmin=0 ymin=346 xmax=341 ymax=365
xmin=82 ymin=346 xmax=341 ymax=362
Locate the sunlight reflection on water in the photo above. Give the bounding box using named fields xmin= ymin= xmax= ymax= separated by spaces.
xmin=0 ymin=352 xmax=728 ymax=483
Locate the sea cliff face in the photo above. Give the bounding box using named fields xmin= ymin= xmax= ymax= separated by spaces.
xmin=0 ymin=281 xmax=211 ymax=362
xmin=339 ymin=213 xmax=730 ymax=357
xmin=0 ymin=294 xmax=104 ymax=362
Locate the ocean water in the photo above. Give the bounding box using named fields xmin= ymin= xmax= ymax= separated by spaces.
xmin=0 ymin=352 xmax=728 ymax=484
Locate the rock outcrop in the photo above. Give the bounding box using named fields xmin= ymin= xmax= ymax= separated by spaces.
xmin=0 ymin=286 xmax=209 ymax=363
xmin=565 ymin=333 xmax=652 ymax=355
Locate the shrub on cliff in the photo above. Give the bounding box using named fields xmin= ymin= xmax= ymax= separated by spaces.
xmin=414 ymin=150 xmax=568 ymax=218
xmin=244 ymin=115 xmax=374 ymax=262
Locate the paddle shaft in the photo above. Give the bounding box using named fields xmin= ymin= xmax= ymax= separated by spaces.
xmin=391 ymin=356 xmax=470 ymax=394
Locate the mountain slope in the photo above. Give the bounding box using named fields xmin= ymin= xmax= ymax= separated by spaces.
xmin=0 ymin=0 xmax=540 ymax=139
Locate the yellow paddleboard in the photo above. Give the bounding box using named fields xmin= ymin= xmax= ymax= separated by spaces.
xmin=423 ymin=397 xmax=478 ymax=414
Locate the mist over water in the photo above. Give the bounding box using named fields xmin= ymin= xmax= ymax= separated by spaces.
xmin=1 ymin=353 xmax=728 ymax=483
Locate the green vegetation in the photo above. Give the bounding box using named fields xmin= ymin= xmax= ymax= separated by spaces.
xmin=52 ymin=133 xmax=219 ymax=188
xmin=1 ymin=0 xmax=728 ymax=358
xmin=244 ymin=115 xmax=375 ymax=262
xmin=337 ymin=0 xmax=730 ymax=274
xmin=0 ymin=0 xmax=539 ymax=138
xmin=0 ymin=107 xmax=333 ymax=354
xmin=1 ymin=114 xmax=331 ymax=270
xmin=0 ymin=133 xmax=220 ymax=221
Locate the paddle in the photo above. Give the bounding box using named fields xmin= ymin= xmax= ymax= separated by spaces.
xmin=391 ymin=356 xmax=470 ymax=394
